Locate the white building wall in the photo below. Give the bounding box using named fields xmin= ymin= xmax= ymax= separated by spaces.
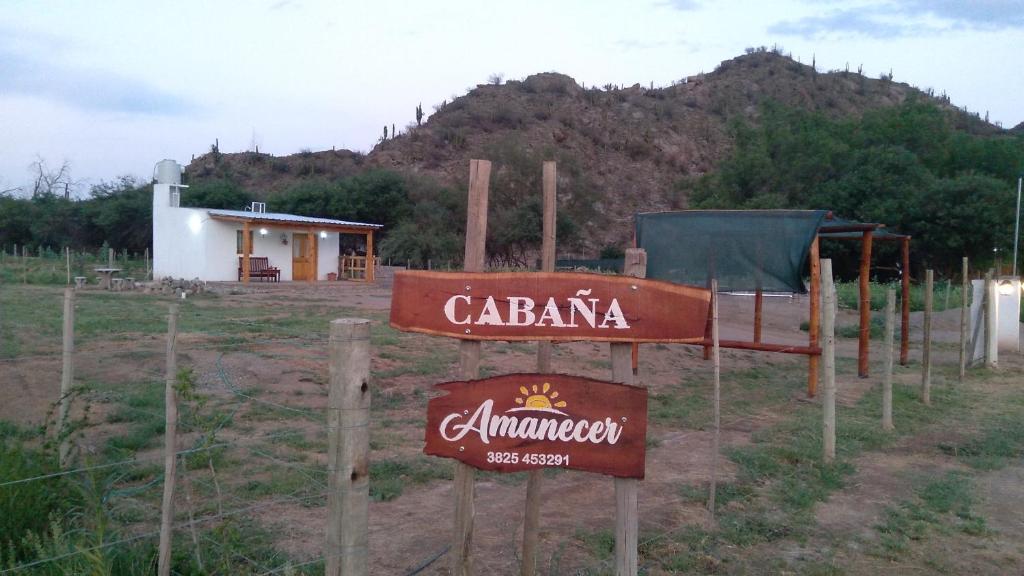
xmin=153 ymin=183 xmax=343 ymax=282
xmin=153 ymin=183 xmax=210 ymax=281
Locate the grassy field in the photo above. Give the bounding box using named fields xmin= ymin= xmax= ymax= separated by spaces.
xmin=1 ymin=280 xmax=1022 ymax=575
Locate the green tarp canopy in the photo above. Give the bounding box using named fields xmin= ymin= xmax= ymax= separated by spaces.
xmin=635 ymin=210 xmax=829 ymax=293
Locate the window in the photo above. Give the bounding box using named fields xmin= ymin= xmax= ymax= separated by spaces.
xmin=236 ymin=230 xmax=254 ymax=254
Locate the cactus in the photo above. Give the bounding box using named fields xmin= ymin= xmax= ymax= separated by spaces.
xmin=416 ymin=103 xmax=423 ymax=126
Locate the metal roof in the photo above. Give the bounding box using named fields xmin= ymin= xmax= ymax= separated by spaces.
xmin=206 ymin=209 xmax=382 ymax=229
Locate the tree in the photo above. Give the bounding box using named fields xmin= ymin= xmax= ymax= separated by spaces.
xmin=28 ymin=156 xmax=78 ymax=199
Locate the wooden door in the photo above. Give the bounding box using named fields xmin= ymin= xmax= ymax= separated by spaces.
xmin=292 ymin=233 xmax=312 ymax=281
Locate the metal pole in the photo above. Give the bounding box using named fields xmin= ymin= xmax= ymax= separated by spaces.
xmin=1013 ymin=176 xmax=1021 ymax=277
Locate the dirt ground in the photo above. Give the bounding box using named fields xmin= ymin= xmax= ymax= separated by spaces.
xmin=1 ymin=271 xmax=1022 ymax=575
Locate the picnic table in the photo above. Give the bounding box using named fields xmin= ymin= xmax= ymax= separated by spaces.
xmin=94 ymin=267 xmax=123 ymax=290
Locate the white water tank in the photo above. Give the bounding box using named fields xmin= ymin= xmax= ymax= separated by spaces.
xmin=154 ymin=159 xmax=182 ymax=185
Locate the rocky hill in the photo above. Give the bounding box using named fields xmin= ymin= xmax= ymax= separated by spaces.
xmin=185 ymin=50 xmax=1002 ymax=251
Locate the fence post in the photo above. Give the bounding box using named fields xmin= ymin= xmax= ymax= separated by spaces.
xmin=707 ymin=280 xmax=721 ymax=514
xmin=65 ymin=247 xmax=71 ymax=286
xmin=959 ymin=257 xmax=969 ymax=381
xmin=451 ymin=159 xmax=491 ymax=576
xmin=882 ymin=289 xmax=896 ymax=430
xmin=613 ymin=248 xmax=646 ymax=576
xmin=921 ymin=270 xmax=933 ymax=405
xmin=108 ymin=247 xmax=114 ymax=269
xmin=325 ymin=318 xmax=371 ymax=576
xmin=522 ymin=160 xmax=556 ymax=576
xmin=158 ymin=304 xmax=180 ymax=576
xmin=821 ymin=259 xmax=836 ymax=463
xmin=58 ymin=288 xmax=75 ymax=467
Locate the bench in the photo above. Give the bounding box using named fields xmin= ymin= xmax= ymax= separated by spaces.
xmin=238 ymin=256 xmax=281 ymax=282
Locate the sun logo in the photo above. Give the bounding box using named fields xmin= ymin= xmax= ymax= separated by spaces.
xmin=510 ymin=382 xmax=567 ymax=414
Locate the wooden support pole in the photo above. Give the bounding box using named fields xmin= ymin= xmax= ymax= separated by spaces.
xmin=707 ymin=280 xmax=721 ymax=515
xmin=522 ymin=161 xmax=556 ymax=576
xmin=451 ymin=159 xmax=491 ymax=576
xmin=882 ymin=288 xmax=896 ymax=430
xmin=325 ymin=318 xmax=371 ymax=576
xmin=158 ymin=304 xmax=180 ymax=576
xmin=108 ymin=247 xmax=114 ymax=269
xmin=857 ymin=230 xmax=873 ymax=378
xmin=959 ymin=257 xmax=969 ymax=381
xmin=65 ymin=246 xmax=71 ymax=286
xmin=808 ymin=236 xmax=821 ymax=397
xmin=242 ymin=222 xmax=251 ymax=283
xmin=900 ymin=237 xmax=911 ymax=365
xmin=58 ymin=288 xmax=75 ymax=467
xmin=366 ymin=232 xmax=375 ymax=283
xmin=753 ymin=288 xmax=763 ymax=343
xmin=614 ymin=248 xmax=646 ymax=576
xmin=921 ymin=269 xmax=933 ymax=406
xmin=821 ymin=259 xmax=837 ymax=464
xmin=984 ymin=270 xmax=997 ymax=369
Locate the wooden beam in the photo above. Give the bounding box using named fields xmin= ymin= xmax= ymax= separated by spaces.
xmin=900 ymin=237 xmax=911 ymax=365
xmin=753 ymin=288 xmax=763 ymax=343
xmin=858 ymin=229 xmax=873 ymax=378
xmin=705 ymin=339 xmax=821 ymax=355
xmin=523 ymin=160 xmax=556 ymax=576
xmin=808 ymin=236 xmax=820 ymax=397
xmin=614 ymin=248 xmax=646 ymax=576
xmin=310 ymin=227 xmax=319 ymax=282
xmin=242 ymin=221 xmax=251 ymax=283
xmin=366 ymin=231 xmax=375 ymax=283
xmin=451 ymin=159 xmax=491 ymax=576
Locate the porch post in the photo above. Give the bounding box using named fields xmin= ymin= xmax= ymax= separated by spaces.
xmin=310 ymin=227 xmax=319 ymax=282
xmin=900 ymin=237 xmax=911 ymax=365
xmin=242 ymin=221 xmax=251 ymax=283
xmin=808 ymin=236 xmax=820 ymax=397
xmin=858 ymin=229 xmax=873 ymax=378
xmin=366 ymin=231 xmax=374 ymax=283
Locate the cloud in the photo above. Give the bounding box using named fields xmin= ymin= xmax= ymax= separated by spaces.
xmin=771 ymin=0 xmax=1024 ymax=39
xmin=769 ymin=9 xmax=920 ymax=39
xmin=657 ymin=0 xmax=703 ymax=11
xmin=906 ymin=0 xmax=1024 ymax=29
xmin=0 ymin=28 xmax=198 ymax=116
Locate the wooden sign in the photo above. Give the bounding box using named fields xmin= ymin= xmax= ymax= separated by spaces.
xmin=424 ymin=374 xmax=648 ymax=479
xmin=390 ymin=270 xmax=710 ymax=343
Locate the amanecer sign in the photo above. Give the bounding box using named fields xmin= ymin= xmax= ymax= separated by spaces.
xmin=424 ymin=374 xmax=648 ymax=478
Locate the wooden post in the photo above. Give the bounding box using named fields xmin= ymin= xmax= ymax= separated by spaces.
xmin=522 ymin=161 xmax=556 ymax=576
xmin=900 ymin=237 xmax=910 ymax=365
xmin=808 ymin=236 xmax=821 ymax=397
xmin=921 ymin=269 xmax=933 ymax=406
xmin=943 ymin=279 xmax=951 ymax=311
xmin=857 ymin=230 xmax=873 ymax=378
xmin=984 ymin=270 xmax=997 ymax=369
xmin=325 ymin=318 xmax=371 ymax=576
xmin=451 ymin=159 xmax=491 ymax=576
xmin=613 ymin=248 xmax=646 ymax=576
xmin=821 ymin=259 xmax=836 ymax=464
xmin=108 ymin=247 xmax=114 ymax=269
xmin=58 ymin=288 xmax=75 ymax=467
xmin=242 ymin=222 xmax=251 ymax=283
xmin=65 ymin=246 xmax=71 ymax=286
xmin=707 ymin=280 xmax=721 ymax=515
xmin=158 ymin=304 xmax=180 ymax=576
xmin=882 ymin=288 xmax=896 ymax=431
xmin=959 ymin=257 xmax=968 ymax=381
xmin=366 ymin=232 xmax=375 ymax=283
xmin=753 ymin=288 xmax=763 ymax=343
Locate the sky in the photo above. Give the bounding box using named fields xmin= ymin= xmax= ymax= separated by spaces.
xmin=1 ymin=0 xmax=1022 ymax=196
